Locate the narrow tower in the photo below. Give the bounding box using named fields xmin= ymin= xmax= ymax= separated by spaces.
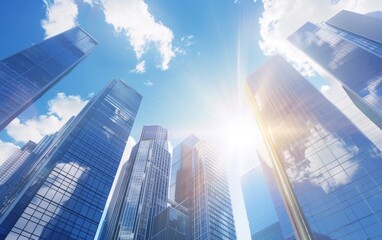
xmin=104 ymin=125 xmax=171 ymax=240
xmin=170 ymin=135 xmax=237 ymax=240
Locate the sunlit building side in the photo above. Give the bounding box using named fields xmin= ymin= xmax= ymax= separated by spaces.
xmin=288 ymin=10 xmax=382 ymax=130
xmin=0 ymin=79 xmax=141 ymax=239
xmin=170 ymin=135 xmax=237 ymax=240
xmin=246 ymin=55 xmax=382 ymax=239
xmin=0 ymin=27 xmax=98 ymax=130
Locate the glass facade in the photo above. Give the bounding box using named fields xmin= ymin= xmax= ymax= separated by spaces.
xmin=288 ymin=13 xmax=382 ymax=129
xmin=0 ymin=79 xmax=141 ymax=240
xmin=0 ymin=27 xmax=98 ymax=130
xmin=171 ymin=135 xmax=237 ymax=240
xmin=0 ymin=141 xmax=37 ymax=185
xmin=103 ymin=125 xmax=171 ymax=240
xmin=247 ymin=55 xmax=382 ymax=239
xmin=256 ymin=154 xmax=296 ymax=240
xmin=151 ymin=206 xmax=190 ymax=240
xmin=240 ymin=165 xmax=284 ymax=240
xmin=326 ymin=10 xmax=382 ymax=53
xmin=0 ymin=136 xmax=51 ymax=217
xmin=0 ymin=118 xmax=76 ymax=223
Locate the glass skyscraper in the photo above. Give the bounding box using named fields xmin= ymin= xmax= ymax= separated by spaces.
xmin=102 ymin=125 xmax=171 ymax=240
xmin=288 ymin=10 xmax=382 ymax=129
xmin=241 ymin=165 xmax=284 ymax=240
xmin=0 ymin=79 xmax=141 ymax=239
xmin=0 ymin=141 xmax=37 ymax=185
xmin=0 ymin=118 xmax=75 ymax=222
xmin=0 ymin=26 xmax=98 ymax=130
xmin=170 ymin=135 xmax=237 ymax=240
xmin=246 ymin=55 xmax=382 ymax=239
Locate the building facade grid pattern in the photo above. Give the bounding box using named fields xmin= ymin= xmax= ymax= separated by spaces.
xmin=247 ymin=55 xmax=382 ymax=239
xmin=0 ymin=27 xmax=97 ymax=130
xmin=0 ymin=79 xmax=141 ymax=240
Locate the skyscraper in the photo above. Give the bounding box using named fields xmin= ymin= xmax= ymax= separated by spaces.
xmin=103 ymin=125 xmax=171 ymax=240
xmin=0 ymin=79 xmax=141 ymax=239
xmin=170 ymin=135 xmax=237 ymax=240
xmin=246 ymin=55 xmax=382 ymax=239
xmin=0 ymin=141 xmax=37 ymax=185
xmin=241 ymin=165 xmax=284 ymax=240
xmin=0 ymin=26 xmax=98 ymax=130
xmin=288 ymin=10 xmax=382 ymax=129
xmin=0 ymin=118 xmax=75 ymax=220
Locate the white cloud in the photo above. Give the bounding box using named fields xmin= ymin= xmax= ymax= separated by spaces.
xmin=0 ymin=141 xmax=19 ymax=166
xmin=174 ymin=35 xmax=194 ymax=55
xmin=5 ymin=93 xmax=88 ymax=144
xmin=41 ymin=0 xmax=177 ymax=70
xmin=82 ymin=0 xmax=94 ymax=6
xmin=6 ymin=117 xmax=60 ymax=143
xmin=181 ymin=35 xmax=194 ymax=47
xmin=174 ymin=47 xmax=186 ymax=55
xmin=101 ymin=0 xmax=175 ymax=70
xmin=41 ymin=0 xmax=78 ymax=38
xmin=48 ymin=92 xmax=88 ymax=120
xmin=144 ymin=80 xmax=154 ymax=87
xmin=131 ymin=60 xmax=146 ymax=74
xmin=320 ymin=84 xmax=331 ymax=93
xmin=259 ymin=0 xmax=382 ymax=75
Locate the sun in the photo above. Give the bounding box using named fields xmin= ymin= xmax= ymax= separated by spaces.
xmin=223 ymin=116 xmax=259 ymax=151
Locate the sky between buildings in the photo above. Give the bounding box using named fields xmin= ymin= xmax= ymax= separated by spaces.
xmin=1 ymin=0 xmax=382 ymax=239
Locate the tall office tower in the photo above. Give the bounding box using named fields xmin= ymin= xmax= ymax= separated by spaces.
xmin=246 ymin=55 xmax=382 ymax=239
xmin=170 ymin=135 xmax=237 ymax=240
xmin=103 ymin=125 xmax=171 ymax=240
xmin=0 ymin=26 xmax=98 ymax=130
xmin=241 ymin=165 xmax=285 ymax=240
xmin=288 ymin=10 xmax=382 ymax=129
xmin=0 ymin=79 xmax=141 ymax=239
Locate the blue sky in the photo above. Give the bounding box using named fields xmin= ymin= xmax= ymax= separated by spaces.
xmin=1 ymin=0 xmax=382 ymax=239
